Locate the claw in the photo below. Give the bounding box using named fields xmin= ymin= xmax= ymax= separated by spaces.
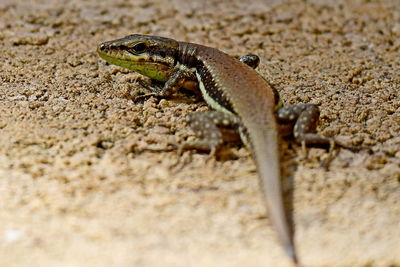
xmin=133 ymin=93 xmax=160 ymax=102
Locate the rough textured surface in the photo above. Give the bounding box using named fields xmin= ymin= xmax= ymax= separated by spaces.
xmin=0 ymin=0 xmax=399 ymax=266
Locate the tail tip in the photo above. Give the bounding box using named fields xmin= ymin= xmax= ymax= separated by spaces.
xmin=285 ymin=244 xmax=299 ymax=265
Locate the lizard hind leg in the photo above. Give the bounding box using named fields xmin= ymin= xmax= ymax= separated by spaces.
xmin=277 ymin=104 xmax=363 ymax=154
xmin=276 ymin=104 xmax=332 ymax=147
xmin=276 ymin=104 xmax=345 ymax=168
xmin=179 ymin=111 xmax=240 ymax=157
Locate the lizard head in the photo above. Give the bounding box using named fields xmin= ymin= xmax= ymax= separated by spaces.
xmin=97 ymin=34 xmax=179 ymax=82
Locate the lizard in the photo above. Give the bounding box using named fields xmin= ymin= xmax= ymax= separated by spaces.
xmin=97 ymin=34 xmax=348 ymax=264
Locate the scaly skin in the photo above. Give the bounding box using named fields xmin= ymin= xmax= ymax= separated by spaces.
xmin=97 ymin=34 xmax=296 ymax=263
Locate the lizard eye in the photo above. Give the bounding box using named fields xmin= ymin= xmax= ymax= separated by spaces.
xmin=131 ymin=42 xmax=147 ymax=53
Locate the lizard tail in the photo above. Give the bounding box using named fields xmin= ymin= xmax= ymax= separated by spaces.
xmin=245 ymin=117 xmax=297 ymax=263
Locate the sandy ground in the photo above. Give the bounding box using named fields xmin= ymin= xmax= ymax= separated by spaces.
xmin=0 ymin=0 xmax=399 ymax=266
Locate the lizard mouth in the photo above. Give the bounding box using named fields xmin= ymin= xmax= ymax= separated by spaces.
xmin=97 ymin=46 xmax=172 ymax=82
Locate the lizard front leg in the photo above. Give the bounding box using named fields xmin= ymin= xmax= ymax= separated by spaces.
xmin=135 ymin=67 xmax=197 ymax=101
